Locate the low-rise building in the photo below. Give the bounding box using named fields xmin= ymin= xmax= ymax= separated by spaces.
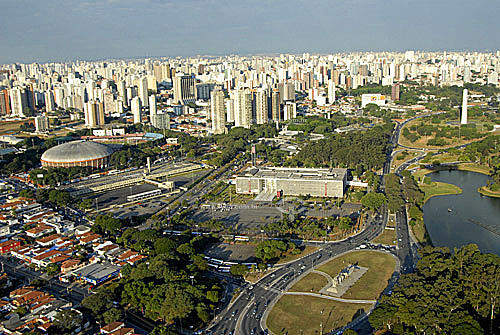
xmin=235 ymin=167 xmax=347 ymax=198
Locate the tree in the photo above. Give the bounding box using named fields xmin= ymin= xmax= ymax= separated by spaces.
xmin=154 ymin=237 xmax=177 ymax=255
xmin=53 ymin=310 xmax=82 ymax=331
xmin=79 ymin=198 xmax=93 ymax=210
xmin=45 ymin=263 xmax=60 ymax=276
xmin=103 ymin=308 xmax=123 ymax=324
xmin=151 ymin=325 xmax=177 ymax=335
xmin=230 ymin=264 xmax=248 ymax=277
xmin=360 ymin=192 xmax=387 ymax=212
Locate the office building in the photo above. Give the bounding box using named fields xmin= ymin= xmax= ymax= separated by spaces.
xmin=131 ymin=97 xmax=142 ymax=124
xmin=210 ymin=87 xmax=226 ymax=134
xmin=173 ymin=75 xmax=196 ymax=104
xmin=235 ymin=167 xmax=347 ymax=198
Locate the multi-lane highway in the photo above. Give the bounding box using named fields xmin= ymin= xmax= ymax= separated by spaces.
xmin=208 ymin=118 xmax=421 ymax=335
xmin=207 ymin=213 xmax=389 ymax=335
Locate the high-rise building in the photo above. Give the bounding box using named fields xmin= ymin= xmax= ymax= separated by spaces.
xmin=149 ymin=94 xmax=157 ymax=121
xmin=391 ymin=83 xmax=400 ymax=101
xmin=131 ymin=96 xmax=142 ymax=124
xmin=44 ymin=91 xmax=55 ymax=113
xmin=117 ymin=80 xmax=127 ymax=106
xmin=0 ymin=89 xmax=10 ymax=116
xmin=284 ymin=101 xmax=297 ymax=121
xmin=34 ymin=115 xmax=49 ymax=133
xmin=255 ymin=89 xmax=268 ymax=125
xmin=210 ymin=87 xmax=226 ymax=134
xmin=461 ymin=89 xmax=468 ymax=125
xmin=328 ymin=80 xmax=336 ymax=104
xmin=173 ymin=74 xmax=196 ymax=104
xmin=151 ymin=113 xmax=170 ymax=130
xmin=270 ymin=89 xmax=281 ymax=122
xmin=139 ymin=77 xmax=149 ymax=107
xmin=84 ymin=101 xmax=105 ymax=128
xmin=196 ymin=83 xmax=216 ymax=100
xmin=233 ymin=88 xmax=253 ymax=128
xmin=9 ymin=87 xmax=28 ymax=117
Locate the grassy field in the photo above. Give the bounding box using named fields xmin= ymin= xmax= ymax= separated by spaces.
xmin=456 ymin=163 xmax=492 ymax=175
xmin=410 ymin=220 xmax=433 ymax=246
xmin=398 ymin=117 xmax=490 ymax=149
xmin=276 ymin=246 xmax=319 ymax=265
xmin=289 ymin=272 xmax=329 ymax=293
xmin=419 ymin=181 xmax=462 ymax=203
xmin=373 ymin=228 xmax=396 ymax=245
xmin=0 ymin=120 xmax=28 ymax=135
xmin=267 ymin=295 xmax=372 ymax=335
xmin=317 ymin=251 xmax=396 ymax=300
xmin=478 ymin=186 xmax=500 ymax=198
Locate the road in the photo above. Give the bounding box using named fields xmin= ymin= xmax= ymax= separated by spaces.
xmin=207 ymin=118 xmax=422 ymax=335
xmin=207 ymin=213 xmax=388 ymax=335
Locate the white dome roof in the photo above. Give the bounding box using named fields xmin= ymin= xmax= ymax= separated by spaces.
xmin=41 ymin=140 xmax=114 ymax=164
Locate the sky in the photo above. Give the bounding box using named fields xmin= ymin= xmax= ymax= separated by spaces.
xmin=1 ymin=0 xmax=500 ymax=64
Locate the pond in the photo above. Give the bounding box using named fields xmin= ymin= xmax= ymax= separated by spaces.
xmin=423 ymin=169 xmax=500 ymax=255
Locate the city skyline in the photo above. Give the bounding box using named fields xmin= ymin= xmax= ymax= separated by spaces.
xmin=2 ymin=0 xmax=500 ymax=64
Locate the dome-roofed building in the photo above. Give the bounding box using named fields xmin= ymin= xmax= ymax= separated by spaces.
xmin=41 ymin=140 xmax=114 ymax=168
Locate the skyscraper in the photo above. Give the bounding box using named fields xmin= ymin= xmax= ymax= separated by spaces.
xmin=131 ymin=96 xmax=142 ymax=124
xmin=391 ymin=83 xmax=400 ymax=101
xmin=44 ymin=91 xmax=55 ymax=113
xmin=173 ymin=74 xmax=196 ymax=104
xmin=149 ymin=94 xmax=157 ymax=121
xmin=9 ymin=87 xmax=27 ymax=117
xmin=139 ymin=77 xmax=149 ymax=107
xmin=84 ymin=101 xmax=105 ymax=128
xmin=210 ymin=87 xmax=226 ymax=134
xmin=461 ymin=89 xmax=468 ymax=125
xmin=0 ymin=89 xmax=10 ymax=116
xmin=233 ymin=88 xmax=253 ymax=128
xmin=328 ymin=80 xmax=336 ymax=104
xmin=270 ymin=89 xmax=281 ymax=122
xmin=255 ymin=89 xmax=268 ymax=125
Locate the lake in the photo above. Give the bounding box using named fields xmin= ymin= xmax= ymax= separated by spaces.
xmin=423 ymin=169 xmax=500 ymax=256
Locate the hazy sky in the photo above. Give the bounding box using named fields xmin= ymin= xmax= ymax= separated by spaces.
xmin=1 ymin=0 xmax=499 ymax=64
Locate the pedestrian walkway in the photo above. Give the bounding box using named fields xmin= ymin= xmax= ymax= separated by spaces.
xmin=284 ymin=291 xmax=376 ymax=304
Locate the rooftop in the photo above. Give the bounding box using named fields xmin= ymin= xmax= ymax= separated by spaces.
xmin=238 ymin=166 xmax=347 ymax=181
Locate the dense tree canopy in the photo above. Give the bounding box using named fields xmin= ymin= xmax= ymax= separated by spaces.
xmin=287 ymin=123 xmax=393 ymax=175
xmin=370 ymin=244 xmax=500 ymax=335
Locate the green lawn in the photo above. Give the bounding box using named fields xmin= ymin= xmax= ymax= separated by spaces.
xmin=419 ymin=181 xmax=462 ymax=203
xmin=478 ymin=186 xmax=500 ymax=198
xmin=289 ymin=272 xmax=329 ymax=293
xmin=317 ymin=251 xmax=396 ymax=300
xmin=267 ymin=295 xmax=372 ymax=335
xmin=373 ymin=229 xmax=396 ymax=245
